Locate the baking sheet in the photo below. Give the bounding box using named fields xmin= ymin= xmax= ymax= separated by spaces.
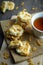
xmin=1 ymin=15 xmax=43 ymax=63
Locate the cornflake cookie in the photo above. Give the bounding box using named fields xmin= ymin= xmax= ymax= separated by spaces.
xmin=1 ymin=1 xmax=15 ymax=13
xmin=8 ymin=1 xmax=15 ymax=10
xmin=17 ymin=10 xmax=32 ymax=29
xmin=16 ymin=41 xmax=31 ymax=56
xmin=9 ymin=25 xmax=24 ymax=37
xmin=9 ymin=40 xmax=23 ymax=48
xmin=6 ymin=24 xmax=24 ymax=40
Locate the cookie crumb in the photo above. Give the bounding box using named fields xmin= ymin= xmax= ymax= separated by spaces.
xmin=32 ymin=7 xmax=37 ymax=10
xmin=36 ymin=39 xmax=41 ymax=46
xmin=29 ymin=36 xmax=33 ymax=42
xmin=29 ymin=53 xmax=32 ymax=56
xmin=22 ymin=9 xmax=27 ymax=11
xmin=21 ymin=2 xmax=24 ymax=6
xmin=3 ymin=51 xmax=10 ymax=59
xmin=27 ymin=59 xmax=34 ymax=65
xmin=32 ymin=47 xmax=37 ymax=52
xmin=1 ymin=62 xmax=8 ymax=65
xmin=37 ymin=61 xmax=40 ymax=65
xmin=16 ymin=6 xmax=19 ymax=10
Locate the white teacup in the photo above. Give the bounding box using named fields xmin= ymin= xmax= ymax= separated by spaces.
xmin=31 ymin=12 xmax=43 ymax=38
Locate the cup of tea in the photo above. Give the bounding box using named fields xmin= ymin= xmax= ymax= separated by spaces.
xmin=31 ymin=12 xmax=43 ymax=38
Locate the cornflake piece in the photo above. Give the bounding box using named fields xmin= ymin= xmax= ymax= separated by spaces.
xmin=32 ymin=47 xmax=37 ymax=52
xmin=21 ymin=2 xmax=24 ymax=6
xmin=29 ymin=62 xmax=34 ymax=65
xmin=29 ymin=37 xmax=32 ymax=41
xmin=16 ymin=6 xmax=19 ymax=10
xmin=37 ymin=61 xmax=40 ymax=65
xmin=27 ymin=59 xmax=34 ymax=65
xmin=1 ymin=62 xmax=8 ymax=65
xmin=36 ymin=39 xmax=41 ymax=46
xmin=32 ymin=7 xmax=37 ymax=10
xmin=29 ymin=53 xmax=32 ymax=56
xmin=29 ymin=36 xmax=33 ymax=42
xmin=23 ymin=9 xmax=27 ymax=11
xmin=27 ymin=59 xmax=32 ymax=62
xmin=3 ymin=51 xmax=10 ymax=59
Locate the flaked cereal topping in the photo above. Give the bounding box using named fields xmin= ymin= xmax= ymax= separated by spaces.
xmin=21 ymin=2 xmax=24 ymax=6
xmin=32 ymin=47 xmax=37 ymax=52
xmin=16 ymin=6 xmax=19 ymax=10
xmin=1 ymin=62 xmax=8 ymax=65
xmin=3 ymin=51 xmax=10 ymax=59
